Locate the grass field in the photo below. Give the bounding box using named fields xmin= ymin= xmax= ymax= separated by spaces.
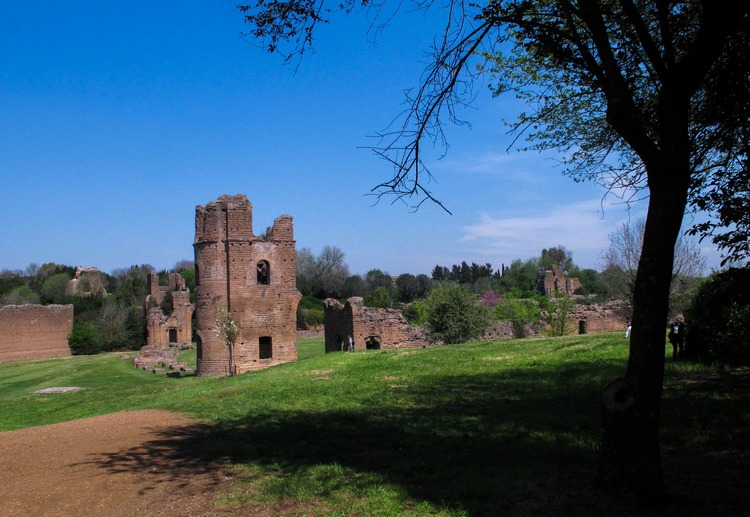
xmin=1 ymin=334 xmax=747 ymax=515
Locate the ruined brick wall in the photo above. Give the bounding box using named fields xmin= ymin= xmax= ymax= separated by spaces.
xmin=194 ymin=194 xmax=301 ymax=376
xmin=146 ymin=290 xmax=194 ymax=348
xmin=0 ymin=304 xmax=73 ymax=363
xmin=571 ymin=299 xmax=631 ymax=333
xmin=323 ymin=297 xmax=429 ymax=352
xmin=145 ymin=272 xmax=193 ymax=348
xmin=537 ymin=264 xmax=581 ymax=296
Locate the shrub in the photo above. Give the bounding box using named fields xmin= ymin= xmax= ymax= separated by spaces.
xmin=686 ymin=267 xmax=750 ymax=365
xmin=495 ymin=295 xmax=541 ymax=338
xmin=424 ymin=283 xmax=491 ymax=344
xmin=68 ymin=322 xmax=104 ymax=355
xmin=403 ymin=299 xmax=428 ymax=325
xmin=364 ymin=286 xmax=392 ymax=309
xmin=297 ymin=296 xmax=324 ymax=330
xmin=544 ymin=294 xmax=576 ymax=337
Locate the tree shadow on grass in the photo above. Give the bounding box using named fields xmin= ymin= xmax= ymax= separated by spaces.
xmin=86 ymin=360 xmax=750 ymax=514
xmin=85 ymin=361 xmax=627 ymax=515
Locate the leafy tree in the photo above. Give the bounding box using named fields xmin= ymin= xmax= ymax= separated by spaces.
xmin=496 ymin=258 xmax=539 ymax=296
xmin=544 ymin=294 xmax=576 ymax=337
xmin=238 ymin=0 xmax=750 ymax=503
xmin=495 ymin=291 xmax=541 ymax=338
xmin=423 ymin=283 xmax=491 ymax=344
xmin=431 ymin=265 xmax=449 ymax=281
xmin=364 ymin=286 xmax=393 ymax=309
xmin=342 ymin=274 xmax=366 ymax=297
xmin=123 ymin=304 xmax=146 ymax=349
xmin=685 ymin=267 xmax=750 ymax=366
xmin=296 ymin=246 xmax=350 ymax=298
xmin=160 ymin=289 xmax=174 ymax=316
xmin=540 ymin=246 xmax=574 ymax=273
xmin=575 ymin=269 xmax=608 ymax=297
xmin=40 ymin=273 xmax=71 ymax=304
xmin=402 ymin=298 xmax=428 ymax=326
xmin=395 ymin=273 xmax=432 ymax=302
xmin=297 ymin=295 xmax=325 ymax=330
xmin=365 ymin=269 xmax=394 ymax=293
xmin=0 ymin=272 xmax=25 ymax=299
xmin=0 ymin=285 xmax=41 ymax=305
xmin=175 ymin=261 xmax=196 ymax=295
xmin=68 ymin=321 xmax=102 ymax=355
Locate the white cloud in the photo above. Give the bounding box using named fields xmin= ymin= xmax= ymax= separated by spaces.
xmin=459 ymin=199 xmax=631 ymax=269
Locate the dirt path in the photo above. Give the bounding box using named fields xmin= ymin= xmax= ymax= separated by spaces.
xmin=0 ymin=410 xmax=232 ymax=516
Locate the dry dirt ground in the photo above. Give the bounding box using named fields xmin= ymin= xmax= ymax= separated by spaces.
xmin=0 ymin=410 xmax=235 ymax=516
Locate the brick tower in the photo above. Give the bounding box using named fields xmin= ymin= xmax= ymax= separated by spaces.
xmin=193 ymin=194 xmax=301 ymax=376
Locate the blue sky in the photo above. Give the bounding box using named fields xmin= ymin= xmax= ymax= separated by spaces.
xmin=0 ymin=2 xmax=722 ymax=277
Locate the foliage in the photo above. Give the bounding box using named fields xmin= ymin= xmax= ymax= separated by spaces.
xmin=495 ymin=258 xmax=539 ymax=296
xmin=160 ymin=289 xmax=174 ymax=316
xmin=479 ymin=289 xmax=501 ymax=308
xmin=297 ymin=296 xmax=324 ymax=330
xmin=365 ymin=269 xmax=394 ymax=293
xmin=575 ymin=269 xmax=609 ymax=298
xmin=177 ymin=267 xmax=196 ymax=294
xmin=431 ymin=261 xmax=495 ymax=285
xmin=423 ymin=283 xmax=491 ymax=344
xmin=495 ymin=291 xmax=542 ymax=338
xmin=0 ymin=285 xmax=41 ymax=305
xmin=364 ymin=285 xmax=393 ymax=309
xmin=402 ymin=299 xmax=428 ymax=326
xmin=296 ymin=246 xmax=350 ymax=299
xmin=0 ymin=274 xmax=25 ymax=299
xmin=539 ymin=246 xmax=573 ymax=273
xmin=68 ymin=321 xmax=103 ymax=355
xmin=686 ymin=267 xmax=750 ymax=366
xmin=395 ymin=273 xmax=432 ymax=302
xmin=544 ymin=294 xmax=576 ymax=337
xmin=40 ymin=272 xmax=71 ymax=304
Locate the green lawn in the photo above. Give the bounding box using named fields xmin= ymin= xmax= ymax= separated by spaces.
xmin=0 ymin=333 xmax=747 ymax=515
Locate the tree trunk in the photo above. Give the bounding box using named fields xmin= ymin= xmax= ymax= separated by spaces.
xmin=597 ymin=139 xmax=691 ymax=504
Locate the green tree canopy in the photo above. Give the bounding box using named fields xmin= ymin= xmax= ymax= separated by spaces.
xmin=423 ymin=283 xmax=491 ymax=344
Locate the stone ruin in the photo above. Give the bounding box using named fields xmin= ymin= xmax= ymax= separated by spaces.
xmin=323 ymin=297 xmax=429 ymax=352
xmin=570 ymin=299 xmax=631 ymax=334
xmin=66 ymin=266 xmax=107 ymax=297
xmin=132 ymin=271 xmax=195 ymax=374
xmin=193 ymin=194 xmax=301 ymax=376
xmin=537 ymin=264 xmax=582 ymax=296
xmin=145 ymin=271 xmax=193 ymax=348
xmin=0 ymin=304 xmax=73 ymax=363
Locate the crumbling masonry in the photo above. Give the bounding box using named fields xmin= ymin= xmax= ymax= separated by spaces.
xmin=145 ymin=271 xmax=193 ymax=348
xmin=323 ymin=297 xmax=429 ymax=352
xmin=193 ymin=194 xmax=301 ymax=376
xmin=537 ymin=264 xmax=582 ymax=296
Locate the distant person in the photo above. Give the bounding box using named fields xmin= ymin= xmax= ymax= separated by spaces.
xmin=668 ymin=318 xmax=685 ymax=360
xmin=347 ymin=335 xmax=354 ymax=352
xmin=625 ymin=321 xmax=632 ymax=338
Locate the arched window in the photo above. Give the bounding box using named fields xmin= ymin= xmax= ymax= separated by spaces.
xmin=257 ymin=260 xmax=270 ymax=285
